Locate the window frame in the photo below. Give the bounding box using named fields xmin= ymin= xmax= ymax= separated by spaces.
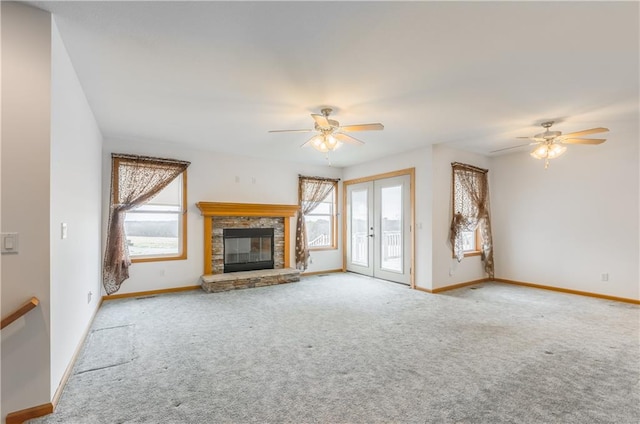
xmin=305 ymin=181 xmax=338 ymax=251
xmin=113 ymin=157 xmax=188 ymax=263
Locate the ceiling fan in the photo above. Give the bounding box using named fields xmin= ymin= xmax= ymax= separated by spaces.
xmin=492 ymin=121 xmax=609 ymax=168
xmin=269 ymin=108 xmax=384 ymax=153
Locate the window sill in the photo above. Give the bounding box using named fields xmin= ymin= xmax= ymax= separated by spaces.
xmin=309 ymin=246 xmax=338 ymax=252
xmin=131 ymin=253 xmax=187 ymax=263
xmin=463 ymin=251 xmax=482 ymax=258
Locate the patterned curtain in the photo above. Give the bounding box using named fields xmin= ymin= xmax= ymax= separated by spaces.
xmin=449 ymin=162 xmax=494 ymax=278
xmin=103 ymin=154 xmax=190 ymax=295
xmin=295 ymin=176 xmax=339 ymax=271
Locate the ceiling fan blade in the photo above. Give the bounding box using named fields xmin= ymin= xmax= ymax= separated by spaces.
xmin=311 ymin=114 xmax=330 ymax=129
xmin=334 ymin=133 xmax=365 ymax=145
xmin=490 ymin=142 xmax=537 ymax=153
xmin=268 ymin=129 xmax=313 ymax=133
xmin=558 ymin=127 xmax=609 ymax=139
xmin=340 ymin=123 xmax=384 ymax=132
xmin=517 ymin=136 xmax=546 ymax=142
xmin=561 ymin=138 xmax=607 ymax=145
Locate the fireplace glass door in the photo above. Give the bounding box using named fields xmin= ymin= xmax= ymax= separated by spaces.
xmin=223 ymin=228 xmax=274 ymax=273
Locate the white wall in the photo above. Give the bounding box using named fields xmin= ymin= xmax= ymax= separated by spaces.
xmin=343 ymin=146 xmax=434 ymax=290
xmin=490 ymin=120 xmax=639 ymax=301
xmin=1 ymin=43 xmax=2 ymax=420
xmin=50 ymin=18 xmax=103 ymax=397
xmin=431 ymin=144 xmax=490 ymax=289
xmin=1 ymin=2 xmax=52 ymax=420
xmin=102 ymin=138 xmax=343 ymax=295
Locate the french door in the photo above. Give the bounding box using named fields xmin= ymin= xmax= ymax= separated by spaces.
xmin=345 ymin=174 xmax=412 ymax=285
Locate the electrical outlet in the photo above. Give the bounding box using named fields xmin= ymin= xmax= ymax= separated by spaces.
xmin=1 ymin=233 xmax=19 ymax=254
xmin=601 ymin=273 xmax=609 ymax=282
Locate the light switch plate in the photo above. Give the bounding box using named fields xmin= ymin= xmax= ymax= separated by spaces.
xmin=1 ymin=232 xmax=19 ymax=254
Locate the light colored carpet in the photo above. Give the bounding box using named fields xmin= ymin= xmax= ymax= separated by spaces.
xmin=74 ymin=324 xmax=135 ymax=374
xmin=33 ymin=273 xmax=639 ymax=423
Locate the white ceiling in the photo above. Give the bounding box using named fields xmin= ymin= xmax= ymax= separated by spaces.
xmin=31 ymin=1 xmax=639 ymax=168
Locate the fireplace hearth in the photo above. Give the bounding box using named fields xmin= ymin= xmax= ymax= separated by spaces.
xmin=223 ymin=228 xmax=274 ymax=273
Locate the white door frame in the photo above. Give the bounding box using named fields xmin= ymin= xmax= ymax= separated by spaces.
xmin=342 ymin=168 xmax=415 ymax=288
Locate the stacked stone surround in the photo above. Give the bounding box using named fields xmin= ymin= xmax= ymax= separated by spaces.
xmin=211 ymin=216 xmax=284 ymax=274
xmin=201 ymin=268 xmax=300 ymax=293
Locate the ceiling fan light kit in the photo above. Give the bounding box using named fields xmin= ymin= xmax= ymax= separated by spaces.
xmin=269 ymin=107 xmax=384 ymax=155
xmin=530 ymin=143 xmax=567 ymax=169
xmin=493 ymin=121 xmax=609 ymax=169
xmin=310 ymin=133 xmax=340 ymax=153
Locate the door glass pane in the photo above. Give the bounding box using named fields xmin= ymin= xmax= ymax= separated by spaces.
xmin=351 ymin=189 xmax=369 ymax=266
xmin=380 ymin=185 xmax=402 ymax=272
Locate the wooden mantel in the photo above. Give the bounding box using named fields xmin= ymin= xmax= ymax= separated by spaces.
xmin=196 ymin=202 xmax=299 ymax=275
xmin=196 ymin=202 xmax=299 ymax=218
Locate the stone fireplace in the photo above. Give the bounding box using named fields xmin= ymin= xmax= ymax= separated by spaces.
xmin=196 ymin=202 xmax=300 ymax=293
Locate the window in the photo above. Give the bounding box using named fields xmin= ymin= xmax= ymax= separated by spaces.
xmin=113 ymin=160 xmax=188 ymax=262
xmin=449 ymin=162 xmax=494 ymax=277
xmin=451 ymin=163 xmax=484 ymax=259
xmin=296 ymin=176 xmax=340 ymax=270
xmin=305 ymin=183 xmax=337 ymax=250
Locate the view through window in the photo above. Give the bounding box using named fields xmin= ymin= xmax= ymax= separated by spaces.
xmin=124 ymin=172 xmax=186 ymax=260
xmin=461 ymin=230 xmax=477 ymax=253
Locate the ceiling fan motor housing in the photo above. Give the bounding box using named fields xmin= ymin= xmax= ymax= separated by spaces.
xmin=536 ymin=121 xmax=561 ymax=140
xmin=315 ymin=119 xmax=339 ymax=131
xmin=536 ymin=130 xmax=562 ymax=140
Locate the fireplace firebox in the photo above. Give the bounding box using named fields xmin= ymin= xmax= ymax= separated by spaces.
xmin=223 ymin=228 xmax=274 ymax=273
